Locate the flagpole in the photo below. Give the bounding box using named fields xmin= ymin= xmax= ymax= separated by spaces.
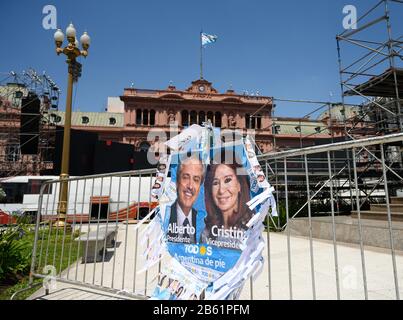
xmin=200 ymin=30 xmax=203 ymax=79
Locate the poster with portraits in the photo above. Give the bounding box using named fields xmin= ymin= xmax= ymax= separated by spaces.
xmin=143 ymin=124 xmax=276 ymax=300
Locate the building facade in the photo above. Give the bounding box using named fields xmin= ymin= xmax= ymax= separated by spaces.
xmin=1 ymin=78 xmax=358 ymax=177
xmin=52 ymin=78 xmax=352 ymax=153
xmin=120 ymin=78 xmax=350 ymax=153
xmin=51 ymin=79 xmax=351 ymax=153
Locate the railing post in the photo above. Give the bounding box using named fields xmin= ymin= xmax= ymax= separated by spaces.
xmin=352 ymin=147 xmax=368 ymax=299
xmin=284 ymin=158 xmax=293 ymax=300
xmin=380 ymin=143 xmax=400 ymax=300
xmin=29 ymin=183 xmax=46 ymax=285
xmin=327 ymin=151 xmax=341 ymax=300
xmin=304 ymin=154 xmax=316 ymax=300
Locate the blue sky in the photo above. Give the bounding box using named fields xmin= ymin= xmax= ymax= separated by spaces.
xmin=1 ymin=0 xmax=402 ymax=118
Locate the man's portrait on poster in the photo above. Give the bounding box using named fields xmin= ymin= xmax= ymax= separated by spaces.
xmin=167 ymin=156 xmax=205 ymax=244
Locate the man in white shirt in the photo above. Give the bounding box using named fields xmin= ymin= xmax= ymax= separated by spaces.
xmin=167 ymin=156 xmax=204 ymax=244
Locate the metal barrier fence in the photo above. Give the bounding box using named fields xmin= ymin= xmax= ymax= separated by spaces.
xmin=21 ymin=133 xmax=403 ymax=300
xmin=257 ymin=132 xmax=403 ymax=300
xmin=26 ymin=168 xmax=158 ymax=300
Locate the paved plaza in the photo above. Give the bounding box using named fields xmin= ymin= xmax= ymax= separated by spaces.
xmin=28 ymin=222 xmax=403 ymax=300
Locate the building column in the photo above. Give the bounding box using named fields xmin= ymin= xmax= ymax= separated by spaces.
xmin=124 ymin=106 xmax=131 ymax=126
xmin=130 ymin=108 xmax=136 ymax=125
xmin=235 ymin=112 xmax=242 ymax=128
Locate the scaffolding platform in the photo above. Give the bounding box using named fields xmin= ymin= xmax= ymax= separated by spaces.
xmin=344 ymin=67 xmax=403 ymax=98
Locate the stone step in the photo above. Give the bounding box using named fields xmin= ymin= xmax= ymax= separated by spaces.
xmin=391 ymin=196 xmax=403 ymax=204
xmin=351 ymin=210 xmax=403 ymax=221
xmin=370 ymin=203 xmax=403 ymax=213
xmin=287 ymin=216 xmax=403 ymax=250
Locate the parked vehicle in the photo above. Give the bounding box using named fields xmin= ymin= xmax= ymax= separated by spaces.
xmin=0 ymin=175 xmax=158 ymax=222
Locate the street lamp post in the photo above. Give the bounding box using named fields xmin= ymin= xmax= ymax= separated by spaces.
xmin=53 ymin=23 xmax=90 ymax=227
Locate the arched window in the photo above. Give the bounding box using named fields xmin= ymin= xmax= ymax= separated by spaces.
xmin=51 ymin=114 xmax=61 ymax=123
xmin=245 ymin=114 xmax=257 ymax=129
xmin=143 ymin=109 xmax=149 ymax=125
xmin=214 ymin=112 xmax=222 ymax=127
xmin=82 ymin=116 xmax=89 ymax=124
xmin=182 ymin=110 xmax=189 ymax=126
xmin=136 ymin=109 xmax=142 ymax=125
xmin=139 ymin=141 xmax=150 ymax=152
xmin=14 ymin=91 xmax=23 ymax=99
xmin=150 ymin=110 xmax=156 ymax=125
xmin=190 ymin=111 xmax=197 ymax=125
xmin=199 ymin=111 xmax=206 ymax=125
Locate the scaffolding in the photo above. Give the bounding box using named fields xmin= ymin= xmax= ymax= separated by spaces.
xmin=336 ymin=0 xmax=402 ymax=138
xmin=0 ymin=69 xmax=60 ymax=178
xmin=250 ymin=1 xmax=403 ymax=228
xmin=335 ymin=0 xmax=403 ymax=201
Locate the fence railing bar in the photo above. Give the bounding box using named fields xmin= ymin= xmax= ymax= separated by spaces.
xmin=83 ymin=178 xmax=96 ymax=283
xmin=327 ymin=151 xmax=341 ymax=300
xmin=274 ymin=160 xmax=280 ymax=230
xmin=258 ymin=132 xmax=403 ymax=161
xmin=352 ymin=147 xmax=369 ymax=300
xmin=41 ymin=168 xmax=156 ymax=185
xmin=44 ymin=183 xmax=57 ymax=268
xmin=145 ymin=174 xmax=154 ymax=296
xmin=29 ymin=183 xmax=46 ymax=286
xmin=380 ymin=144 xmax=400 ymax=300
xmin=92 ymin=177 xmax=105 ymax=285
xmin=59 ymin=180 xmax=71 ymax=275
xmin=37 ymin=186 xmax=50 ymax=270
xmin=101 ymin=176 xmax=114 ymax=287
xmin=111 ymin=176 xmax=123 ymax=289
xmin=29 ymin=274 xmax=147 ymax=300
xmin=121 ymin=174 xmax=132 ymax=291
xmin=284 ymin=158 xmax=293 ymax=300
xmin=66 ymin=180 xmax=80 ymax=279
xmin=304 ymin=154 xmax=317 ymax=300
xmin=52 ymin=182 xmax=64 ymax=268
xmin=264 ymin=161 xmax=273 ymax=300
xmin=133 ymin=172 xmax=142 ymax=293
xmin=75 ymin=178 xmax=87 ymax=282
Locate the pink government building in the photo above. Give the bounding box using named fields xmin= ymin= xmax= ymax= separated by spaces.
xmin=51 ymin=78 xmax=351 ymax=154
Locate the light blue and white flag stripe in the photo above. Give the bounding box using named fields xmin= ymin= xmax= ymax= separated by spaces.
xmin=201 ymin=33 xmax=218 ymax=47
